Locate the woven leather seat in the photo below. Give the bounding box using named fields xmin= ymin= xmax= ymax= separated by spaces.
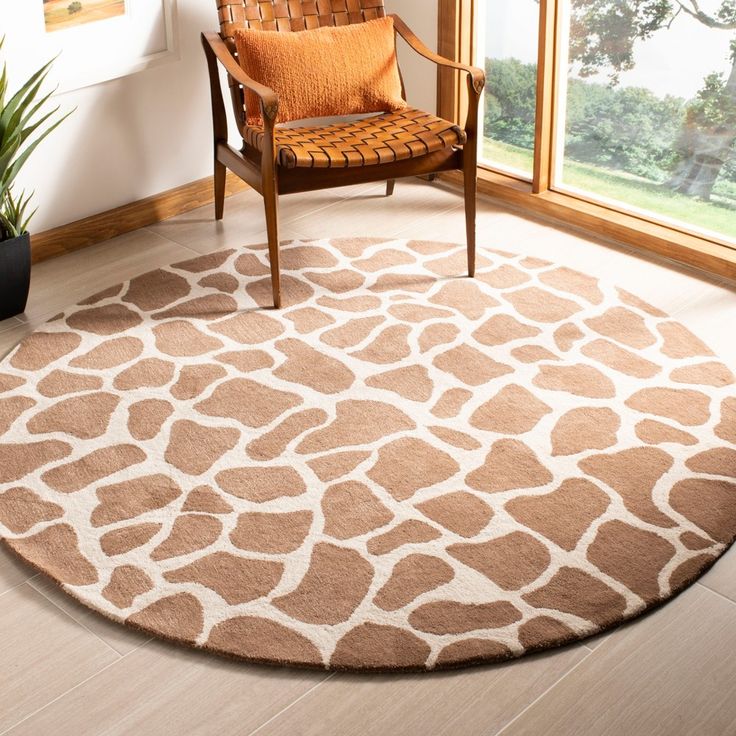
xmin=244 ymin=108 xmax=467 ymax=169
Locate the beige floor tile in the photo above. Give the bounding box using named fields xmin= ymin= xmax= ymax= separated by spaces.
xmin=396 ymin=194 xmax=629 ymax=278
xmin=669 ymin=278 xmax=736 ymax=363
xmin=500 ymin=222 xmax=654 ymax=284
xmin=405 ymin=200 xmax=641 ymax=287
xmin=477 ymin=214 xmax=560 ymax=252
xmin=147 ymin=183 xmax=381 ymax=252
xmin=499 ymin=585 xmax=736 ymax=736
xmin=19 ymin=229 xmax=193 ymax=323
xmin=602 ymin=247 xmax=726 ymax=317
xmin=0 ymin=549 xmax=36 ymax=595
xmin=269 ymin=181 xmax=386 ymax=223
xmin=254 ymin=646 xmax=587 ymax=736
xmin=581 ymin=631 xmax=611 ymax=651
xmin=279 ymin=178 xmax=443 ymax=230
xmin=147 ymin=189 xmax=270 ymax=252
xmin=0 ymin=321 xmax=34 ymax=360
xmin=697 ymin=546 xmax=736 ymax=604
xmin=420 ymin=202 xmax=614 ymax=251
xmin=282 ymin=179 xmax=461 ymax=241
xmin=28 ymin=576 xmax=150 ymax=657
xmin=6 ymin=640 xmax=328 ymax=736
xmin=394 ymin=204 xmax=464 ymax=241
xmin=0 ymin=583 xmax=119 ymax=734
xmin=0 ymin=316 xmax=23 ymax=333
xmin=153 ymin=222 xmax=309 ymax=256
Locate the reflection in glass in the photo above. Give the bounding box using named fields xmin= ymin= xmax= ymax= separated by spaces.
xmin=556 ymin=0 xmax=736 ymax=241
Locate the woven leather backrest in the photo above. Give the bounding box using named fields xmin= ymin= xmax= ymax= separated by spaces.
xmin=218 ymin=0 xmax=386 ymax=41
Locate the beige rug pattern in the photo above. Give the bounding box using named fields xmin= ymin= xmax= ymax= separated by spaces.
xmin=1 ymin=237 xmax=735 ymax=671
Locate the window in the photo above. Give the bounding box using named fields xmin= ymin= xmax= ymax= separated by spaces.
xmin=443 ymin=0 xmax=736 ymax=277
xmin=555 ymin=0 xmax=736 ymax=242
xmin=475 ymin=1 xmax=540 ymax=179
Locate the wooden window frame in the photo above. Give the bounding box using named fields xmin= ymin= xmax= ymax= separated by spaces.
xmin=437 ymin=0 xmax=736 ymax=281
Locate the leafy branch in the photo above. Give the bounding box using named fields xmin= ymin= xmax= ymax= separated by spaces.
xmin=673 ymin=0 xmax=736 ymax=29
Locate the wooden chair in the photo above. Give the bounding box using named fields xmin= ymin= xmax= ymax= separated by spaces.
xmin=202 ymin=0 xmax=485 ymax=308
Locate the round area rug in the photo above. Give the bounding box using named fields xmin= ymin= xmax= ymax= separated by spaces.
xmin=1 ymin=237 xmax=735 ymax=672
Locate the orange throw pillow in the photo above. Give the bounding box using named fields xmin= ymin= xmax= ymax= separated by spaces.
xmin=233 ymin=17 xmax=406 ymax=126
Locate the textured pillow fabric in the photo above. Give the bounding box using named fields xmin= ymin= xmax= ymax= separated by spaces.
xmin=233 ymin=17 xmax=406 ymax=126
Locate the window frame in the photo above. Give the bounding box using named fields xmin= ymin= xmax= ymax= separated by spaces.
xmin=437 ymin=0 xmax=736 ymax=280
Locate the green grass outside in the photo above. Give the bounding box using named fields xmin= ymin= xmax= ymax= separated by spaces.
xmin=483 ymin=139 xmax=736 ymax=241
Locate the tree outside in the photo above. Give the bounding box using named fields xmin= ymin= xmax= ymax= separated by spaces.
xmin=481 ymin=0 xmax=736 ymax=240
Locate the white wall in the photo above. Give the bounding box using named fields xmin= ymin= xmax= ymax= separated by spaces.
xmin=2 ymin=0 xmax=439 ymax=233
xmin=390 ymin=0 xmax=439 ymax=114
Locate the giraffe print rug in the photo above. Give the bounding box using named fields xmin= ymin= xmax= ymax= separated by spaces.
xmin=1 ymin=237 xmax=735 ymax=672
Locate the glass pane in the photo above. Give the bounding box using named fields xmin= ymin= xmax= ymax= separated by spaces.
xmin=476 ymin=1 xmax=540 ymax=178
xmin=556 ymin=0 xmax=736 ymax=242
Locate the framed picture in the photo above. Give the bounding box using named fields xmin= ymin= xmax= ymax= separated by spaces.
xmin=43 ymin=1 xmax=129 ymax=33
xmin=3 ymin=0 xmax=179 ymax=94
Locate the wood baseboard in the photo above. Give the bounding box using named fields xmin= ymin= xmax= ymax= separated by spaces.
xmin=31 ymin=172 xmax=249 ymax=264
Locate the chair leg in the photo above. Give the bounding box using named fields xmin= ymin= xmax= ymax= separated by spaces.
xmin=463 ymin=157 xmax=477 ymax=278
xmin=386 ymin=179 xmax=396 ymax=197
xmin=263 ymin=183 xmax=281 ymax=309
xmin=214 ymin=159 xmax=226 ymax=221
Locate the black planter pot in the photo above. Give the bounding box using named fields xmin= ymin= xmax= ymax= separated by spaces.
xmin=0 ymin=232 xmax=31 ymax=321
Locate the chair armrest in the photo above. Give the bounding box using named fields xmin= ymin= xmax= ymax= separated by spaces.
xmin=201 ymin=31 xmax=279 ymax=121
xmin=390 ymin=15 xmax=485 ymax=97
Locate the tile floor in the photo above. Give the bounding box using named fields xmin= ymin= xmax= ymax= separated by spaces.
xmin=1 ymin=179 xmax=735 ymax=736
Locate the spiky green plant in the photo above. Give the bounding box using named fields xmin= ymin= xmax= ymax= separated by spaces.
xmin=0 ymin=36 xmax=72 ymax=241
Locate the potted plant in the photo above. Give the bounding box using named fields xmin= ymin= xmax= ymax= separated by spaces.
xmin=0 ymin=38 xmax=70 ymax=320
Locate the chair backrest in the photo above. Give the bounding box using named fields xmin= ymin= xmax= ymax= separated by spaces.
xmin=217 ymin=0 xmax=386 ymax=44
xmin=216 ymin=0 xmax=390 ymax=132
